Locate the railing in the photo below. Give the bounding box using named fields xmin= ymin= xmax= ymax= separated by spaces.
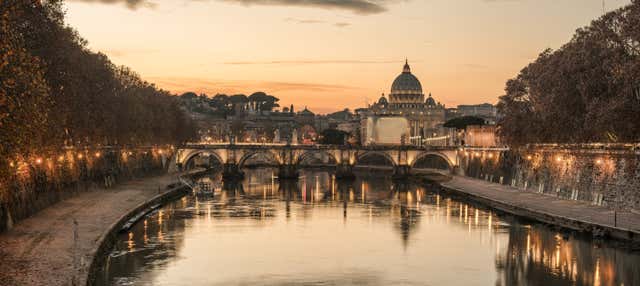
xmin=182 ymin=142 xmax=462 ymax=151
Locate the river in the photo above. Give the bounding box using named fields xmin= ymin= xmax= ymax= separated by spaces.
xmin=95 ymin=168 xmax=640 ymax=286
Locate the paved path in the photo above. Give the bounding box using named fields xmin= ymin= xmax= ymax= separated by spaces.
xmin=442 ymin=176 xmax=640 ymax=236
xmin=0 ymin=173 xmax=182 ymax=286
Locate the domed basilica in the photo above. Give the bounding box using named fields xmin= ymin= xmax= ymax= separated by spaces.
xmin=362 ymin=60 xmax=447 ymax=146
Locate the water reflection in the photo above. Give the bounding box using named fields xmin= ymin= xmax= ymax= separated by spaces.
xmin=97 ymin=168 xmax=640 ymax=286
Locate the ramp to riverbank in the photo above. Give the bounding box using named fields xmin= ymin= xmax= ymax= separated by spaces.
xmin=0 ymin=173 xmax=186 ymax=286
xmin=441 ymin=176 xmax=640 ymax=244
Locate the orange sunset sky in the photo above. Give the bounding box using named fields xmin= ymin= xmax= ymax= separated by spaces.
xmin=64 ymin=0 xmax=631 ymax=114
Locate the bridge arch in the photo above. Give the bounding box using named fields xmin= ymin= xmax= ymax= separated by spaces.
xmin=411 ymin=152 xmax=453 ymax=171
xmin=237 ymin=150 xmax=280 ymax=168
xmin=296 ymin=150 xmax=338 ymax=166
xmin=182 ymin=150 xmax=224 ymax=169
xmin=355 ymin=151 xmax=397 ymax=167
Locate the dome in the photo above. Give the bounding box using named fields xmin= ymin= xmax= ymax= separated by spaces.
xmin=377 ymin=94 xmax=388 ymax=105
xmin=299 ymin=106 xmax=314 ymax=116
xmin=426 ymin=93 xmax=436 ymax=107
xmin=391 ymin=60 xmax=423 ymax=94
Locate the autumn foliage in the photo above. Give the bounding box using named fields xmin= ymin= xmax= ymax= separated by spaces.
xmin=0 ymin=1 xmax=196 ymax=178
xmin=497 ymin=0 xmax=640 ymax=145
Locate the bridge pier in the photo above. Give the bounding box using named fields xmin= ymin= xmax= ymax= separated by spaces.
xmin=393 ymin=165 xmax=411 ymax=180
xmin=335 ymin=163 xmax=356 ymax=180
xmin=452 ymin=165 xmax=464 ymax=176
xmin=278 ymin=164 xmax=300 ymax=180
xmin=222 ymin=163 xmax=244 ymax=181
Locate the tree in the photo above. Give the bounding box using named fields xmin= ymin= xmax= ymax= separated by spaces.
xmin=319 ymin=129 xmax=349 ymax=145
xmin=180 ymin=92 xmax=198 ymax=100
xmin=1 ymin=0 xmax=197 ymax=151
xmin=443 ymin=116 xmax=486 ymax=130
xmin=0 ymin=0 xmax=50 ymax=177
xmin=497 ymin=0 xmax=640 ymax=144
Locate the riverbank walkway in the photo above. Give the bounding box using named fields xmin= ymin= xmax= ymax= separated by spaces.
xmin=0 ymin=173 xmax=183 ymax=286
xmin=441 ymin=176 xmax=640 ymax=238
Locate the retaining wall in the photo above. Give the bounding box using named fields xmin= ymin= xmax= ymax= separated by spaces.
xmin=0 ymin=148 xmax=174 ymax=232
xmin=461 ymin=145 xmax=640 ymax=212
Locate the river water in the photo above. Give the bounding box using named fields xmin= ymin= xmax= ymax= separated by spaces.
xmin=96 ymin=168 xmax=640 ymax=286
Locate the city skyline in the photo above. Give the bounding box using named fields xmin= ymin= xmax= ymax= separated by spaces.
xmin=65 ymin=0 xmax=631 ymax=113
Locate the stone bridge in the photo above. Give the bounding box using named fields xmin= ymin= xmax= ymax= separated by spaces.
xmin=172 ymin=143 xmax=480 ymax=180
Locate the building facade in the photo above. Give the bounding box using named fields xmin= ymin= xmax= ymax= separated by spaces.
xmin=361 ymin=60 xmax=447 ymax=146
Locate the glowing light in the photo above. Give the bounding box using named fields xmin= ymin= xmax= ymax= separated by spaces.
xmin=78 ymin=154 xmax=83 ymax=159
xmin=488 ymin=153 xmax=494 ymax=159
xmin=556 ymin=156 xmax=563 ymax=162
xmin=9 ymin=162 xmax=15 ymax=167
xmin=595 ymin=159 xmax=603 ymax=165
xmin=58 ymin=155 xmax=65 ymax=162
xmin=35 ymin=158 xmax=43 ymax=164
xmin=95 ymin=152 xmax=101 ymax=158
xmin=158 ymin=150 xmax=164 ymax=154
xmin=526 ymin=155 xmax=533 ymax=160
xmin=474 ymin=152 xmax=481 ymax=158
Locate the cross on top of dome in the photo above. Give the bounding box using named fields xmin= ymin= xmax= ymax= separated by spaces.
xmin=403 ymin=58 xmax=411 ymax=73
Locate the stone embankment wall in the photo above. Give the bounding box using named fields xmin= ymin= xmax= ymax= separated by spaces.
xmin=0 ymin=148 xmax=173 ymax=232
xmin=461 ymin=144 xmax=640 ymax=212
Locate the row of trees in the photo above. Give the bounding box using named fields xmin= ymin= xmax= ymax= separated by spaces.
xmin=497 ymin=0 xmax=640 ymax=144
xmin=1 ymin=1 xmax=197 ymax=180
xmin=180 ymin=91 xmax=280 ymax=117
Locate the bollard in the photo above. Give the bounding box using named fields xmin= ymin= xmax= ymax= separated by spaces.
xmin=72 ymin=218 xmax=79 ymax=286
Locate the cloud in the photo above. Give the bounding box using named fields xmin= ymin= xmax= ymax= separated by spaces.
xmin=101 ymin=48 xmax=159 ymax=57
xmin=217 ymin=0 xmax=393 ymax=15
xmin=68 ymin=0 xmax=156 ymax=9
xmin=284 ymin=18 xmax=352 ymax=28
xmin=284 ymin=17 xmax=326 ymax=24
xmin=71 ymin=0 xmax=401 ymax=14
xmin=147 ymin=76 xmax=361 ymax=92
xmin=222 ymin=59 xmax=398 ymax=65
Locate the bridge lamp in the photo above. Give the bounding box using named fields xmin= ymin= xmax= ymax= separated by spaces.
xmin=488 ymin=153 xmax=494 ymax=159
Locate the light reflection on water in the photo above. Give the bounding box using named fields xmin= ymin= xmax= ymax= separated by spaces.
xmin=96 ymin=168 xmax=640 ymax=286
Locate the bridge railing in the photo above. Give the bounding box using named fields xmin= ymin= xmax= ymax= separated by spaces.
xmin=182 ymin=142 xmax=468 ymax=151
